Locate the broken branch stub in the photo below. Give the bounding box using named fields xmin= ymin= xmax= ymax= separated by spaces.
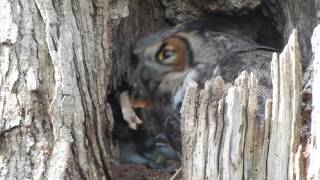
xmin=180 ymin=30 xmax=303 ymax=180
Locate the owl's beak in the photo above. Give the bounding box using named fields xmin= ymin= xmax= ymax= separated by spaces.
xmin=130 ymin=62 xmax=152 ymax=97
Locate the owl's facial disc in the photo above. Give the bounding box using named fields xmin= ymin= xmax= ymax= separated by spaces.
xmin=155 ymin=36 xmax=190 ymax=71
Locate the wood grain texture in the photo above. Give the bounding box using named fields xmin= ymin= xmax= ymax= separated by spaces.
xmin=0 ymin=0 xmax=115 ymax=179
xmin=307 ymin=24 xmax=320 ymax=180
xmin=267 ymin=30 xmax=302 ymax=180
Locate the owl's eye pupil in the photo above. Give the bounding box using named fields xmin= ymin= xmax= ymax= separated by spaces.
xmin=164 ymin=50 xmax=174 ymax=58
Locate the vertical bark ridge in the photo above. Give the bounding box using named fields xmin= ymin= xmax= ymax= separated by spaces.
xmin=1 ymin=0 xmax=113 ymax=179
xmin=0 ymin=0 xmax=54 ymax=179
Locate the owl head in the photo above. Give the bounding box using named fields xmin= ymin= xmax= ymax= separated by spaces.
xmin=131 ymin=34 xmax=194 ymax=106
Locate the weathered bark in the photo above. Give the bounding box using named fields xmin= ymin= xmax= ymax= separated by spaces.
xmin=180 ymin=30 xmax=302 ymax=179
xmin=0 ymin=0 xmax=117 ymax=179
xmin=161 ymin=0 xmax=263 ymax=23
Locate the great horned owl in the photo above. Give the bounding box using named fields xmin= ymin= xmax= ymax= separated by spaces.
xmin=130 ymin=19 xmax=276 ymax=151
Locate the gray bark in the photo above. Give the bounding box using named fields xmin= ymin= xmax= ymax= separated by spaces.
xmin=0 ymin=0 xmax=117 ymax=179
xmin=161 ymin=0 xmax=263 ymax=23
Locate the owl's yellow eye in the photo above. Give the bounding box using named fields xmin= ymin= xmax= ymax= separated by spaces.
xmin=158 ymin=51 xmax=165 ymax=61
xmin=156 ymin=48 xmax=175 ymax=63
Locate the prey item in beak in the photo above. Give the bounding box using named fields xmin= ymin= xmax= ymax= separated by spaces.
xmin=119 ymin=91 xmax=143 ymax=130
xmin=130 ymin=98 xmax=154 ymax=109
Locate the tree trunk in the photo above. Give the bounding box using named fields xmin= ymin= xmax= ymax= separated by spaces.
xmin=0 ymin=0 xmax=115 ymax=179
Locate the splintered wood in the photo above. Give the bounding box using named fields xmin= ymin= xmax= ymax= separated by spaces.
xmin=308 ymin=24 xmax=320 ymax=180
xmin=267 ymin=30 xmax=302 ymax=180
xmin=180 ymin=30 xmax=303 ymax=179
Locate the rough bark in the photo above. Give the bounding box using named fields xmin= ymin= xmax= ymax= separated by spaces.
xmin=161 ymin=0 xmax=263 ymax=24
xmin=0 ymin=0 xmax=116 ymax=179
xmin=180 ymin=30 xmax=302 ymax=180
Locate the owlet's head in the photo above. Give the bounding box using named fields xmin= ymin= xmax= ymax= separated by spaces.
xmin=131 ymin=34 xmax=193 ymax=102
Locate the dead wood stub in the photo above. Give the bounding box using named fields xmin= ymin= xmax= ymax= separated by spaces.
xmin=308 ymin=24 xmax=320 ymax=180
xmin=180 ymin=30 xmax=303 ymax=179
xmin=267 ymin=30 xmax=302 ymax=180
